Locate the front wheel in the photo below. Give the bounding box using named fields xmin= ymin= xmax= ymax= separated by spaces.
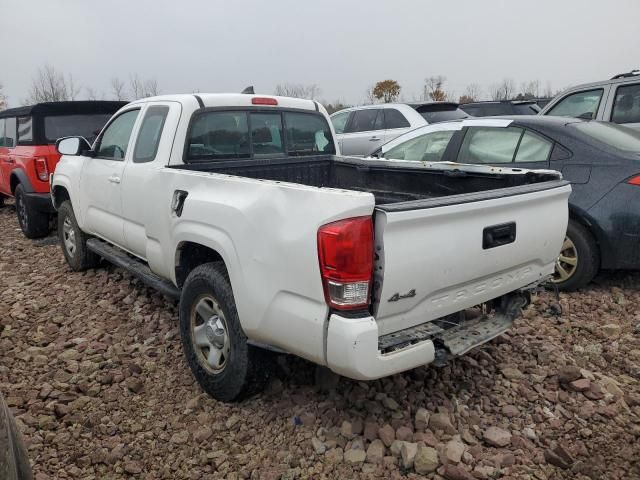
xmin=550 ymin=219 xmax=599 ymax=291
xmin=15 ymin=184 xmax=49 ymax=238
xmin=179 ymin=262 xmax=273 ymax=402
xmin=57 ymin=201 xmax=100 ymax=271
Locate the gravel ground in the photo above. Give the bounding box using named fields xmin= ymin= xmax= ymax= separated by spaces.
xmin=1 ymin=202 xmax=639 ymax=480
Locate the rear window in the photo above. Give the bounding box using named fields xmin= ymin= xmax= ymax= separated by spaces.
xmin=18 ymin=116 xmax=33 ymax=142
xmin=186 ymin=110 xmax=335 ymax=161
xmin=572 ymin=121 xmax=640 ymax=152
xmin=44 ymin=114 xmax=113 ymax=144
xmin=512 ymin=103 xmax=540 ymax=115
xmin=416 ymin=106 xmax=468 ymax=123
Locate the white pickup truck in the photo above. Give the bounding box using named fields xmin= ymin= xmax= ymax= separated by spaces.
xmin=51 ymin=93 xmax=570 ymax=402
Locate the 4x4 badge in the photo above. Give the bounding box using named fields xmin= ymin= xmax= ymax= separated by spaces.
xmin=388 ymin=289 xmax=416 ymax=302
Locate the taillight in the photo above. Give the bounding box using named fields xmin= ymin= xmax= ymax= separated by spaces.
xmin=317 ymin=216 xmax=373 ymax=310
xmin=34 ymin=158 xmax=49 ymax=181
xmin=628 ymin=175 xmax=640 ymax=186
xmin=252 ymin=97 xmax=278 ymax=105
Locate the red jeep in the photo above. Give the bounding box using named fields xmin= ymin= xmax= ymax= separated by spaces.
xmin=0 ymin=101 xmax=126 ymax=238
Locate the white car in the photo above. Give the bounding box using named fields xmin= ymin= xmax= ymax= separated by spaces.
xmin=330 ymin=102 xmax=468 ymax=156
xmin=51 ymin=93 xmax=570 ymax=402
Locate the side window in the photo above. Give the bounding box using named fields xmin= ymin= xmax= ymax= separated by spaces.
xmin=0 ymin=119 xmax=5 ymax=147
xmin=458 ymin=127 xmax=523 ymax=164
xmin=133 ymin=106 xmax=169 ymax=163
xmin=96 ymin=110 xmax=140 ymax=160
xmin=384 ymin=130 xmax=455 ymax=162
xmin=611 ymin=83 xmax=640 ymax=124
xmin=546 ymin=89 xmax=603 ymax=119
xmin=384 ymin=109 xmax=410 ymax=129
xmin=330 ymin=111 xmax=350 ymax=134
xmin=4 ymin=117 xmax=16 ymax=148
xmin=250 ymin=112 xmax=284 ymax=155
xmin=187 ymin=111 xmax=250 ymax=160
xmin=17 ymin=117 xmax=33 ymax=143
xmin=346 ymin=109 xmax=381 ymax=133
xmin=514 ymin=130 xmax=552 ymax=162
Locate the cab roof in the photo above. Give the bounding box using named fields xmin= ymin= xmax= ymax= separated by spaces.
xmin=129 ymin=93 xmax=320 ymax=112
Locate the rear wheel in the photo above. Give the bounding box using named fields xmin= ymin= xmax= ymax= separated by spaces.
xmin=551 ymin=219 xmax=599 ymax=291
xmin=179 ymin=262 xmax=273 ymax=402
xmin=57 ymin=200 xmax=100 ymax=271
xmin=15 ymin=184 xmax=49 ymax=238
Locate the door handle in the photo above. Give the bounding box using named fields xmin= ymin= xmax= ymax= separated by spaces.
xmin=108 ymin=175 xmax=121 ymax=184
xmin=369 ymin=136 xmax=381 ymax=141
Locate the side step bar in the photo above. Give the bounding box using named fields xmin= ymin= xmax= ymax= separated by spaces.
xmin=86 ymin=238 xmax=181 ymax=300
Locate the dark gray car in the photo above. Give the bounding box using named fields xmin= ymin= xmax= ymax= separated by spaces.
xmin=374 ymin=116 xmax=640 ymax=290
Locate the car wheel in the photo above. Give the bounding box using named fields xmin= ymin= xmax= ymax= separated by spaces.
xmin=57 ymin=200 xmax=100 ymax=271
xmin=550 ymin=219 xmax=599 ymax=291
xmin=14 ymin=184 xmax=49 ymax=239
xmin=0 ymin=195 xmax=5 ymax=208
xmin=179 ymin=262 xmax=273 ymax=402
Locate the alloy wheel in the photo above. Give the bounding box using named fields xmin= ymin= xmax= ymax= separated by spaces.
xmin=551 ymin=236 xmax=578 ymax=283
xmin=190 ymin=295 xmax=230 ymax=374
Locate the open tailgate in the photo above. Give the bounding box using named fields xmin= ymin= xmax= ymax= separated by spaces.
xmin=372 ymin=180 xmax=571 ymax=336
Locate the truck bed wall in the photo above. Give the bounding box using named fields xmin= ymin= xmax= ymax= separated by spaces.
xmin=172 ymin=156 xmax=559 ymax=205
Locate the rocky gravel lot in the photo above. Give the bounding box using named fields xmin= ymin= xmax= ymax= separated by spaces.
xmin=0 ymin=202 xmax=639 ymax=480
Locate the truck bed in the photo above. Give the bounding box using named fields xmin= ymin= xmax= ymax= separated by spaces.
xmin=171 ymin=155 xmax=562 ymax=206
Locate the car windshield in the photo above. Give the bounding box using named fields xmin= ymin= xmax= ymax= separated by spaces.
xmin=44 ymin=114 xmax=113 ymax=143
xmin=572 ymin=121 xmax=640 ymax=153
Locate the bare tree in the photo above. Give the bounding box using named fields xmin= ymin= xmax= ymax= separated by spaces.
xmin=423 ymin=76 xmax=447 ymax=101
xmin=273 ymin=83 xmax=321 ymax=100
xmin=489 ymin=78 xmax=516 ymax=101
xmin=0 ymin=82 xmax=7 ymax=110
xmin=25 ymin=65 xmax=81 ymax=103
xmin=519 ymin=80 xmax=540 ymax=99
xmin=110 ymin=77 xmax=129 ymax=101
xmin=459 ymin=83 xmax=483 ymax=103
xmin=543 ymin=81 xmax=554 ymax=98
xmin=364 ymin=85 xmax=377 ymax=104
xmin=84 ymin=86 xmax=103 ymax=101
xmin=129 ymin=74 xmax=160 ymax=99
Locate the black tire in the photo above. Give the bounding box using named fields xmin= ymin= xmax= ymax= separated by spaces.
xmin=552 ymin=219 xmax=599 ymax=291
xmin=179 ymin=262 xmax=273 ymax=402
xmin=57 ymin=200 xmax=100 ymax=271
xmin=0 ymin=195 xmax=5 ymax=208
xmin=15 ymin=184 xmax=49 ymax=239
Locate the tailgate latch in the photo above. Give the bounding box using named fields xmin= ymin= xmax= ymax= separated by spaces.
xmin=482 ymin=222 xmax=516 ymax=249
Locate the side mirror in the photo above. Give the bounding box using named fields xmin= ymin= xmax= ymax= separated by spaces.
xmin=56 ymin=136 xmax=91 ymax=156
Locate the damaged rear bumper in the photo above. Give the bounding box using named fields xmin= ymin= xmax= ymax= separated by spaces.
xmin=325 ymin=292 xmax=527 ymax=381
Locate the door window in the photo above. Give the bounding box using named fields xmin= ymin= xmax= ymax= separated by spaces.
xmin=384 ymin=109 xmax=410 ymax=129
xmin=514 ymin=130 xmax=552 ymax=162
xmin=96 ymin=110 xmax=140 ymax=160
xmin=458 ymin=127 xmax=522 ymax=164
xmin=330 ymin=111 xmax=350 ymax=134
xmin=546 ymin=89 xmax=603 ymax=119
xmin=611 ymin=83 xmax=640 ymax=124
xmin=17 ymin=117 xmax=33 ymax=143
xmin=133 ymin=106 xmax=169 ymax=163
xmin=384 ymin=130 xmax=455 ymax=162
xmin=345 ymin=109 xmax=381 ymax=133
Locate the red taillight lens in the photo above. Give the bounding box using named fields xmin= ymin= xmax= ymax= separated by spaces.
xmin=251 ymin=97 xmax=278 ymax=105
xmin=628 ymin=175 xmax=640 ymax=186
xmin=34 ymin=158 xmax=49 ymax=181
xmin=317 ymin=216 xmax=373 ymax=310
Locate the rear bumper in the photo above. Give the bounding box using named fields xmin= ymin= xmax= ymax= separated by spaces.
xmin=326 ymin=314 xmax=435 ymax=380
xmin=24 ymin=191 xmax=55 ymax=213
xmin=326 ymin=293 xmax=527 ymax=381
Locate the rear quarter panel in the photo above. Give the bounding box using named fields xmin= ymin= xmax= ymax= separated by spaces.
xmin=146 ymin=168 xmax=375 ymax=364
xmin=11 ymin=145 xmax=60 ymax=193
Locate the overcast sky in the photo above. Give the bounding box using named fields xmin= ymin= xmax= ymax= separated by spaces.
xmin=1 ymin=0 xmax=638 ymax=107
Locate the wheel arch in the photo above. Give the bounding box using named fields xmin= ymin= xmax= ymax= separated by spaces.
xmin=568 ymin=206 xmax=602 ymax=268
xmin=52 ymin=185 xmax=71 ymax=210
xmin=174 ymin=241 xmax=226 ymax=289
xmin=10 ymin=169 xmax=34 ymax=195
